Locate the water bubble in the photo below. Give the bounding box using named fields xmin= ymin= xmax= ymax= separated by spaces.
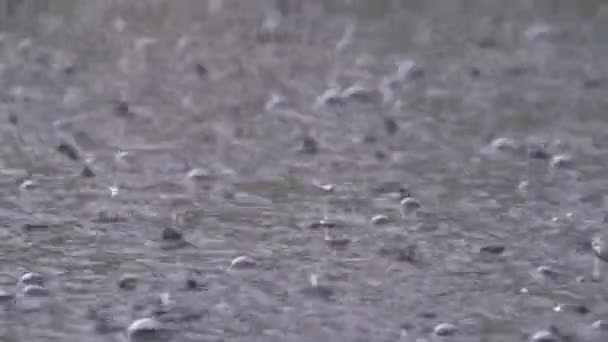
xmin=536 ymin=265 xmax=559 ymax=278
xmin=552 ymin=303 xmax=588 ymax=315
xmin=517 ymin=181 xmax=529 ymax=194
xmin=371 ymin=214 xmax=391 ymax=225
xmin=185 ymin=168 xmax=210 ymax=181
xmin=529 ymin=329 xmax=559 ymax=342
xmin=490 ymin=137 xmax=518 ymax=152
xmin=583 ymin=78 xmax=602 ymax=89
xmin=0 ymin=289 xmax=13 ymax=302
xmin=18 ymin=284 xmax=49 ymax=297
xmin=592 ymin=234 xmax=608 ymax=261
xmin=185 ymin=277 xmax=204 ymax=291
xmin=314 ymin=87 xmax=343 ymax=108
xmin=127 ymin=317 xmax=165 ymax=342
xmin=525 ymin=23 xmax=555 ymax=41
xmin=324 ymin=230 xmax=351 ymax=249
xmin=335 ymin=21 xmax=355 ymax=52
xmin=313 ymin=182 xmax=335 ymax=193
xmin=591 ymin=233 xmax=608 ymax=280
xmin=161 ymin=227 xmax=183 ymax=241
xmin=158 ymin=292 xmax=172 ymax=308
xmin=109 ymin=185 xmax=120 ymax=197
xmin=341 ymin=82 xmax=377 ymax=102
xmin=550 ymin=154 xmax=573 ymax=169
xmin=592 ymin=320 xmax=608 ymax=330
xmin=113 ymin=17 xmax=126 ymax=33
xmin=400 ymin=197 xmax=421 ymax=218
xmin=80 ymin=164 xmax=95 ymax=178
xmin=383 ymin=118 xmax=399 ymax=135
xmin=22 ymin=223 xmax=51 ymax=231
xmin=227 ymin=256 xmax=257 ymax=271
xmin=56 ymin=141 xmax=80 ymax=161
xmin=19 ymin=179 xmax=37 ymax=190
xmin=114 ymin=100 xmax=133 ymax=118
xmin=265 ymin=91 xmax=288 ymax=111
xmin=378 ymin=244 xmax=417 ymax=263
xmin=194 ymin=62 xmax=207 ymax=78
xmin=470 ymin=66 xmax=482 ymax=78
xmin=479 ymin=244 xmax=505 ymax=255
xmin=392 ymin=58 xmax=423 ymax=82
xmin=118 ymin=274 xmax=138 ymax=290
xmin=433 ymin=322 xmax=457 ymax=336
xmin=308 ymin=219 xmax=336 ymax=229
xmin=527 ymin=145 xmax=551 ymax=160
xmin=303 ymin=274 xmax=334 ymax=299
xmin=17 ymin=272 xmax=44 ymax=288
xmin=115 ymin=150 xmax=136 ymax=166
xmin=8 ymin=112 xmax=18 ymax=125
xmin=298 ymin=136 xmax=318 ymax=155
xmin=208 ymin=0 xmax=224 ymax=13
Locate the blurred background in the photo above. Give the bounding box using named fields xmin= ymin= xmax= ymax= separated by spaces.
xmin=1 ymin=0 xmax=608 ymax=341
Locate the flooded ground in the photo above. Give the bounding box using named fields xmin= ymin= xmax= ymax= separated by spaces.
xmin=1 ymin=0 xmax=608 ymax=341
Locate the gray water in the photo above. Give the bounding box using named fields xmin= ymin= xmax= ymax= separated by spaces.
xmin=1 ymin=0 xmax=608 ymax=341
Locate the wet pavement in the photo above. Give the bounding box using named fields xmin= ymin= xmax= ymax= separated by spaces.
xmin=1 ymin=0 xmax=608 ymax=341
